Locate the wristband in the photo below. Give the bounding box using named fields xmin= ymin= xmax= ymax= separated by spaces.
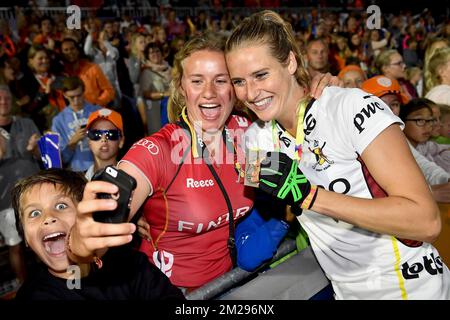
xmin=300 ymin=185 xmax=318 ymax=210
xmin=65 ymin=226 xmax=103 ymax=269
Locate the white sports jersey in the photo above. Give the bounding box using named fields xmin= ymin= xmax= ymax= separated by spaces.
xmin=245 ymin=87 xmax=450 ymax=300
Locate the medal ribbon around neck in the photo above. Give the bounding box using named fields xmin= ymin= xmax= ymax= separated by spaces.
xmin=271 ymin=100 xmax=308 ymax=162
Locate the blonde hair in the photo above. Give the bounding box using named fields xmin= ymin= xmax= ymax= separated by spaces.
xmin=405 ymin=66 xmax=422 ymax=82
xmin=130 ymin=33 xmax=146 ymax=58
xmin=375 ymin=49 xmax=398 ymax=75
xmin=423 ymin=38 xmax=449 ymax=95
xmin=167 ymin=33 xmax=227 ymax=123
xmin=224 ymin=10 xmax=310 ymax=92
xmin=424 ymin=47 xmax=450 ymax=94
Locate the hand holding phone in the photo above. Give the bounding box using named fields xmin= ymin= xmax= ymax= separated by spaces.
xmin=91 ymin=166 xmax=137 ymax=223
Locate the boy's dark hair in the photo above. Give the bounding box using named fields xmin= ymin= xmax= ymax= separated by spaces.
xmin=61 ymin=76 xmax=85 ymax=93
xmin=399 ymin=98 xmax=435 ymax=121
xmin=11 ymin=169 xmax=87 ymax=231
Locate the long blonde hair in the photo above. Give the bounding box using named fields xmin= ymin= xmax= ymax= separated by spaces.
xmin=167 ymin=32 xmax=227 ymax=123
xmin=224 ymin=10 xmax=310 ymax=92
xmin=424 ymin=46 xmax=450 ymax=94
xmin=423 ymin=38 xmax=449 ymax=95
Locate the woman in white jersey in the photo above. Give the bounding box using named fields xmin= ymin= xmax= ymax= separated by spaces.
xmin=224 ymin=10 xmax=450 ymax=300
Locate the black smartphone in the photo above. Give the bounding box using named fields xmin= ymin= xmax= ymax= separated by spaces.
xmin=91 ymin=166 xmax=137 ymax=224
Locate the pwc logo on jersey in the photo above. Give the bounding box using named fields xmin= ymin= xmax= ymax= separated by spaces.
xmin=186 ymin=178 xmax=214 ymax=188
xmin=401 ymin=252 xmax=444 ymax=280
xmin=132 ymin=138 xmax=159 ymax=155
xmin=353 ymin=96 xmax=385 ymax=134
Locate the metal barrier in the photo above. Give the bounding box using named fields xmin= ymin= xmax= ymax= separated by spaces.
xmin=186 ymin=238 xmax=297 ymax=300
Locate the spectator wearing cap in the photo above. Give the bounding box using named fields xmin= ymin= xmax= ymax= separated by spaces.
xmin=338 ymin=65 xmax=366 ymax=88
xmin=84 ymin=108 xmax=124 ymax=180
xmin=61 ymin=38 xmax=115 ymax=108
xmin=50 ymin=76 xmax=101 ymax=172
xmin=361 ymin=75 xmax=409 ymax=116
xmin=362 ymin=76 xmax=450 ymax=201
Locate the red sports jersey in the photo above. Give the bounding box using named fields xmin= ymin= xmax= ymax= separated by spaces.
xmin=120 ymin=114 xmax=253 ymax=289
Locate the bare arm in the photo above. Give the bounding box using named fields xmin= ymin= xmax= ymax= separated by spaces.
xmin=117 ymin=160 xmax=151 ymax=220
xmin=103 ymin=39 xmax=119 ymax=61
xmin=311 ymin=125 xmax=441 ymax=243
xmin=68 ymin=180 xmax=136 ymax=262
xmin=83 ymin=33 xmax=95 ymax=57
xmin=67 ymin=159 xmax=153 ymax=263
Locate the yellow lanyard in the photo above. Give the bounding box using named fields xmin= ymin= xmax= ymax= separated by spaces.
xmin=271 ymin=100 xmax=308 ymax=161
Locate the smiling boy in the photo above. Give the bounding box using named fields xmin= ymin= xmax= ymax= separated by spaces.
xmin=11 ymin=169 xmax=184 ymax=300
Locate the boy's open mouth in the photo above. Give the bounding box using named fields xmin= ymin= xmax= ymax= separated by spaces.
xmin=42 ymin=232 xmax=66 ymax=256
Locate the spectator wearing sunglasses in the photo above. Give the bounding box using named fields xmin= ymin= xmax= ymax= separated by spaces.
xmin=84 ymin=108 xmax=124 ymax=180
xmin=51 ymin=77 xmax=101 ymax=172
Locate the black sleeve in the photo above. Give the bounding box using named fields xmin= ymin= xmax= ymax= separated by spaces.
xmin=129 ymin=251 xmax=185 ymax=300
xmin=15 ymin=267 xmax=71 ymax=300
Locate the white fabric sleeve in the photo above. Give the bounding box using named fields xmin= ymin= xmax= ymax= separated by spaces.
xmin=409 ymin=143 xmax=450 ymax=185
xmin=343 ymin=89 xmax=403 ymax=156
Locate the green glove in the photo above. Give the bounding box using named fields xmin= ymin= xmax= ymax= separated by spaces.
xmin=258 ymin=151 xmax=318 ymax=215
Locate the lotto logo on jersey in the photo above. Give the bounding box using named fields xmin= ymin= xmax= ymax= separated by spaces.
xmin=401 ymin=252 xmax=444 ymax=280
xmin=186 ymin=178 xmax=214 ymax=188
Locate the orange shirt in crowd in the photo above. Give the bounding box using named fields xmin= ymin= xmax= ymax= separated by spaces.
xmin=64 ymin=60 xmax=115 ymax=107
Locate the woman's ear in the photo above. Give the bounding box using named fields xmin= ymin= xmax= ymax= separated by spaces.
xmin=287 ymin=51 xmax=298 ymax=75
